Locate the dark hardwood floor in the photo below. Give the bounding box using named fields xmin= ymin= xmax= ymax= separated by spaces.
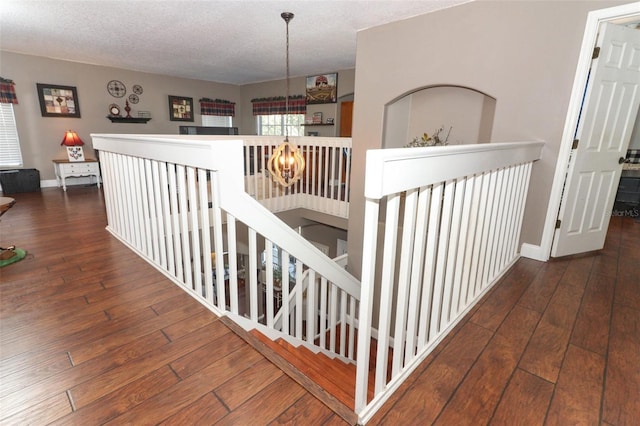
xmin=1 ymin=186 xmax=638 ymax=425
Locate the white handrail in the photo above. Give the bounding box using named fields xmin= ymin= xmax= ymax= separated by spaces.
xmin=364 ymin=141 xmax=544 ymax=198
xmin=93 ymin=134 xmax=544 ymax=424
xmin=92 ymin=133 xmax=360 ymax=360
xmin=355 ymin=141 xmax=543 ymax=423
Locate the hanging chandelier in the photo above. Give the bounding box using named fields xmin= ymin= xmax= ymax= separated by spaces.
xmin=267 ymin=12 xmax=305 ymax=188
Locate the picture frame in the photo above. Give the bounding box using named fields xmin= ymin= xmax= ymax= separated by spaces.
xmin=36 ymin=83 xmax=81 ymax=118
xmin=168 ymin=95 xmax=194 ymax=122
xmin=66 ymin=146 xmax=85 ymax=162
xmin=306 ymin=73 xmax=338 ymax=105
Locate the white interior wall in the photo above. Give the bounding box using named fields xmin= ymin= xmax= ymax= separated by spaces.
xmin=0 ymin=51 xmax=241 ymax=180
xmin=0 ymin=50 xmax=357 ymax=182
xmin=346 ymin=0 xmax=630 ymax=277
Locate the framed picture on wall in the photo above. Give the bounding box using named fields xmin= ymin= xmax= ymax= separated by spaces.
xmin=36 ymin=83 xmax=81 ymax=118
xmin=168 ymin=95 xmax=194 ymax=121
xmin=306 ymin=73 xmax=338 ymax=105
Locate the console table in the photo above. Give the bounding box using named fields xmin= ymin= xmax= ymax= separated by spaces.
xmin=52 ymin=159 xmax=101 ymax=192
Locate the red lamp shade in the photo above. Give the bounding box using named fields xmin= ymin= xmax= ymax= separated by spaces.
xmin=60 ymin=130 xmax=85 ymax=146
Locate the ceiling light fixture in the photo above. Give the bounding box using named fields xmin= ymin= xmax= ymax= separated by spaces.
xmin=267 ymin=12 xmax=305 ymax=188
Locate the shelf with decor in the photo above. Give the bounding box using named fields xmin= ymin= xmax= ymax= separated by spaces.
xmin=304 ymin=104 xmax=337 ymax=135
xmin=107 ymin=117 xmax=152 ymax=124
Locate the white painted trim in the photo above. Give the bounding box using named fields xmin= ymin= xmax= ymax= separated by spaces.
xmin=41 ymin=179 xmax=59 ymax=188
xmin=520 ymin=242 xmax=547 ymax=262
xmin=364 ymin=141 xmax=543 ymax=199
xmin=541 ymin=2 xmax=640 ymax=261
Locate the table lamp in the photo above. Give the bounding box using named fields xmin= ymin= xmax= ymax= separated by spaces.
xmin=61 ymin=130 xmax=85 ymax=161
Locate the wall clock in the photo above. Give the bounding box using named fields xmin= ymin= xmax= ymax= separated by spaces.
xmin=107 ymin=80 xmax=126 ymax=98
xmin=128 ymin=94 xmax=139 ymax=104
xmin=132 ymin=84 xmax=143 ymax=95
xmin=109 ymin=103 xmax=121 ymax=116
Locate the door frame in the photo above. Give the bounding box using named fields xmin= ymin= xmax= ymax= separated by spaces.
xmin=522 ymin=1 xmax=640 ymax=262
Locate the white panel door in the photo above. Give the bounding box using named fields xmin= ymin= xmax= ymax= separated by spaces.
xmin=552 ymin=23 xmax=640 ymax=257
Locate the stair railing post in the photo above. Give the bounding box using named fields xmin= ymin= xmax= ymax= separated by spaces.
xmin=354 ymin=196 xmax=380 ymax=412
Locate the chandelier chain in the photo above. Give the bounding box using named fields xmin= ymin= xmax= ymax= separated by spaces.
xmin=268 ymin=12 xmax=305 ymax=188
xmin=282 ymin=12 xmax=293 ymax=141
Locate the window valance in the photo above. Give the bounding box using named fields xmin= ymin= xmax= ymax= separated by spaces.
xmin=0 ymin=78 xmax=18 ymax=104
xmin=251 ymin=95 xmax=306 ymax=115
xmin=199 ymin=98 xmax=235 ymax=116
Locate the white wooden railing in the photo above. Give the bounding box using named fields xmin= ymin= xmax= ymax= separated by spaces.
xmin=93 ymin=133 xmax=542 ymax=424
xmin=271 ymin=252 xmax=352 ymax=354
xmin=241 ymin=136 xmax=351 ymax=218
xmin=92 ymin=134 xmax=360 ymax=363
xmin=354 ymin=141 xmax=544 ymax=423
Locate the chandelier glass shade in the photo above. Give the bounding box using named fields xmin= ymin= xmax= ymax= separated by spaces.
xmin=267 ymin=11 xmax=306 ymax=188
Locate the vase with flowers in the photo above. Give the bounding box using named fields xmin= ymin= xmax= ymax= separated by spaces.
xmin=406 ymin=125 xmax=452 ymax=147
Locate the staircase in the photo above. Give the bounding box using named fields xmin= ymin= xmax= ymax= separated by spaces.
xmin=93 ymin=134 xmax=544 ymax=424
xmin=252 ymin=331 xmax=356 ymax=401
xmin=247 ymin=329 xmax=358 ymax=424
xmin=218 ymin=318 xmax=365 ymax=424
xmin=222 ymin=321 xmax=381 ymax=425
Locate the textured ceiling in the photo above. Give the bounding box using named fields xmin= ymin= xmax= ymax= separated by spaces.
xmin=0 ymin=0 xmax=471 ymax=85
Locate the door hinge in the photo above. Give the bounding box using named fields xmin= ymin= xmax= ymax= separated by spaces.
xmin=555 ymin=219 xmax=562 ymax=229
xmin=592 ymin=46 xmax=600 ymax=59
xmin=572 ymin=139 xmax=579 ymax=150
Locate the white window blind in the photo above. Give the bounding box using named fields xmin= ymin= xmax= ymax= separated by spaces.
xmin=202 ymin=115 xmax=232 ymax=127
xmin=0 ymin=103 xmax=23 ymax=168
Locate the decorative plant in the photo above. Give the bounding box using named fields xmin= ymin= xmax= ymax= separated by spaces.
xmin=406 ymin=125 xmax=452 ymax=147
xmin=272 ymin=265 xmax=282 ymax=286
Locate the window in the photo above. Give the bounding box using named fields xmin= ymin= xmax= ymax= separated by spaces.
xmin=202 ymin=115 xmax=232 ymax=127
xmin=261 ymin=244 xmax=297 ymax=284
xmin=0 ymin=103 xmax=23 ymax=168
xmin=256 ymin=114 xmax=304 ymax=136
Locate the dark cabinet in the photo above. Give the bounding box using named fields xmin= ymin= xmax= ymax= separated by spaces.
xmin=616 ymin=171 xmax=640 ymax=206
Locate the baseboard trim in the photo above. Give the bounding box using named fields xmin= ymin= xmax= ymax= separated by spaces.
xmin=520 ymin=243 xmax=549 ymax=262
xmin=41 ymin=179 xmax=58 ymax=188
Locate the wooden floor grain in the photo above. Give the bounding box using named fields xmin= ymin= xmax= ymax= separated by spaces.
xmin=1 ymin=186 xmax=638 ymax=425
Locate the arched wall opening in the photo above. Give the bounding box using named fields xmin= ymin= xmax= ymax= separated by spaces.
xmin=383 ymin=85 xmax=497 ymax=148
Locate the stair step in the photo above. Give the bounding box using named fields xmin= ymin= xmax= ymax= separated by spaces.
xmin=221 ymin=318 xmax=359 ymax=425
xmin=277 ymin=339 xmax=357 ymax=399
xmin=253 ymin=331 xmax=356 ymax=408
xmin=235 ymin=324 xmax=384 ymax=423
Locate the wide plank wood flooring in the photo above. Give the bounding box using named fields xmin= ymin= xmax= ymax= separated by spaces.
xmin=1 ymin=186 xmax=638 ymax=425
